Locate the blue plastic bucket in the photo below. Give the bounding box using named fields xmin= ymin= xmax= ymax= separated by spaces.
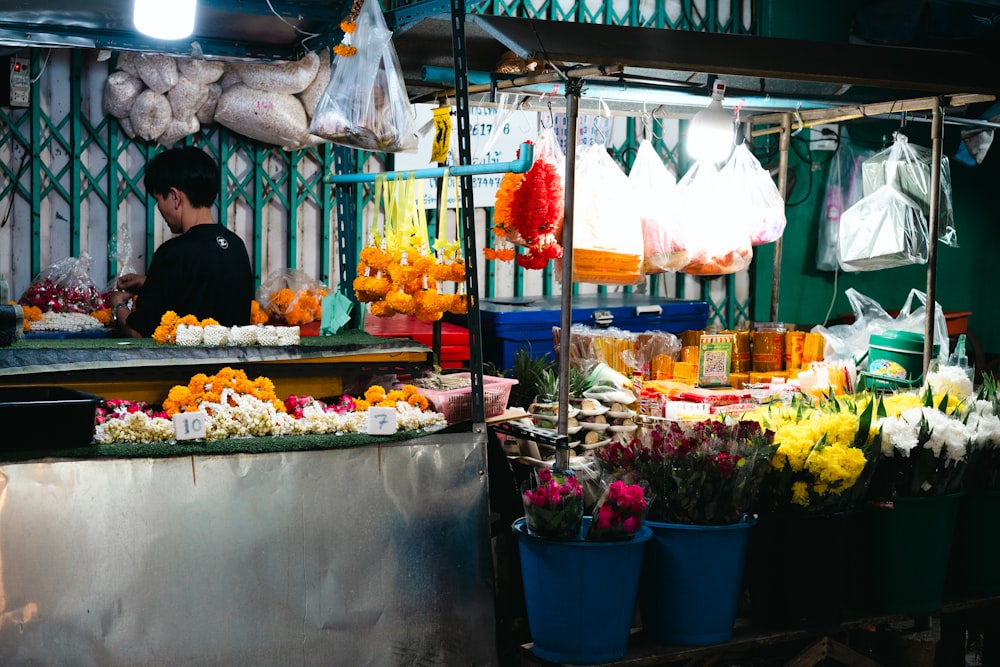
xmin=641 ymin=519 xmax=755 ymax=646
xmin=513 ymin=517 xmax=652 ymax=664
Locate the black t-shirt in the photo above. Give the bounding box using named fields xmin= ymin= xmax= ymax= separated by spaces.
xmin=126 ymin=224 xmax=254 ymax=337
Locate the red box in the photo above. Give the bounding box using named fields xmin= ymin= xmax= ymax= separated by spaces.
xmin=365 ymin=314 xmax=470 ymax=369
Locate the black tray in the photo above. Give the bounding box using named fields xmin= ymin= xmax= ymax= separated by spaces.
xmin=0 ymin=387 xmax=102 ymax=450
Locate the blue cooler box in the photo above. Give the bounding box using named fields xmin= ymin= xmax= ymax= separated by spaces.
xmin=466 ymin=294 xmax=709 ymax=371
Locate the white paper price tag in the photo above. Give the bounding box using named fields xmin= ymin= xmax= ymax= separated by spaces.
xmin=173 ymin=411 xmax=208 ymax=441
xmin=367 ymin=407 xmax=398 ymax=436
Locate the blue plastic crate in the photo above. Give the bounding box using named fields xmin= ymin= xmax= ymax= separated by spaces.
xmin=471 ymin=294 xmax=709 ymax=372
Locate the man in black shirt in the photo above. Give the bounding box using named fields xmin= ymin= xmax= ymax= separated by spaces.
xmin=109 ymin=146 xmax=254 ymax=338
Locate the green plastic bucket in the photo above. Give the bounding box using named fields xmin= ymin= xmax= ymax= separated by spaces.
xmin=864 ymin=330 xmax=938 ymax=391
xmin=871 ymin=493 xmax=962 ymax=613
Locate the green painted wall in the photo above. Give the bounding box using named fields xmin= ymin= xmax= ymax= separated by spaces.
xmin=758 ymin=0 xmax=867 ymax=42
xmin=753 ymin=121 xmax=1000 ymax=355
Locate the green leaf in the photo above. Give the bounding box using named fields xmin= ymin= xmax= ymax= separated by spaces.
xmin=937 ymin=392 xmax=950 ymax=413
xmin=854 ymin=398 xmax=875 ymax=448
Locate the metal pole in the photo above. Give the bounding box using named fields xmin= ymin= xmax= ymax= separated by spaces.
xmin=924 ymin=99 xmax=943 ymax=375
xmin=769 ymin=113 xmax=791 ymax=323
xmin=554 ymin=78 xmax=584 ymax=475
xmin=450 ymin=0 xmax=486 ymax=424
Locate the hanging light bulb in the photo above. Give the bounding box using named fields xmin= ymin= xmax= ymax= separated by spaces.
xmin=134 ymin=0 xmax=197 ymax=40
xmin=686 ymin=80 xmax=735 ymax=164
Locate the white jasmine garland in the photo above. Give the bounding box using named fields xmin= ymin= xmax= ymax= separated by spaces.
xmin=94 ymin=412 xmax=175 ymax=444
xmin=94 ymin=391 xmax=446 ymax=444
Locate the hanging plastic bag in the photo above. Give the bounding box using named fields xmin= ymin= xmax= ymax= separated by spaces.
xmin=817 ymin=130 xmax=875 ymax=271
xmin=720 ymin=143 xmax=787 ymax=246
xmin=837 ymin=183 xmax=929 ymax=272
xmin=675 ymin=161 xmax=753 ymax=276
xmin=569 ymin=144 xmax=644 ymax=285
xmin=309 ymin=0 xmax=416 ymax=152
xmin=862 ymin=131 xmax=957 ymax=246
xmin=628 ymin=140 xmax=685 ymax=273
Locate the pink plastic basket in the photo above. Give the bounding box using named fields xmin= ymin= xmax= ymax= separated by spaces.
xmin=415 ymin=373 xmax=518 ymax=423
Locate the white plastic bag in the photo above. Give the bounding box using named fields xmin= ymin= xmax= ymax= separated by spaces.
xmin=233 ymin=52 xmax=320 ymax=95
xmin=675 ymin=161 xmax=753 ymax=275
xmin=309 ymin=0 xmax=416 ymax=152
xmin=721 ymin=143 xmax=786 ymax=246
xmin=214 ymin=84 xmax=310 ymax=150
xmin=838 ymin=183 xmax=928 ymax=271
xmin=812 ymin=287 xmax=948 ymax=364
xmin=570 ymin=144 xmax=644 ymax=285
xmin=862 ymin=131 xmax=957 ymax=246
xmin=628 ymin=140 xmax=684 ymax=273
xmin=103 ymin=71 xmax=144 ymax=119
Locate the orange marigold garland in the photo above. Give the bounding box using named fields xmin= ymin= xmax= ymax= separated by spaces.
xmin=333 ymin=0 xmax=363 ymax=57
xmin=264 ymin=285 xmax=327 ymax=325
xmin=153 ymin=311 xmax=221 ymax=344
xmin=162 ymin=367 xmax=285 ymax=417
xmin=354 ymin=383 xmax=429 ymax=412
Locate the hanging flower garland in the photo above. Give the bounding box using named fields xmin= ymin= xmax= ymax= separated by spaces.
xmin=333 ymin=0 xmax=363 ymax=57
xmin=490 ymin=138 xmax=564 ymax=270
xmin=486 ymin=169 xmax=524 ymax=262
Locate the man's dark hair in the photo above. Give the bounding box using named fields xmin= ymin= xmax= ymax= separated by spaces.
xmin=143 ymin=146 xmax=220 ymax=208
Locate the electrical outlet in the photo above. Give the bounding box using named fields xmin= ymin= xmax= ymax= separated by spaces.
xmin=809 ymin=123 xmax=839 ymax=151
xmin=10 ymin=56 xmax=30 ymax=108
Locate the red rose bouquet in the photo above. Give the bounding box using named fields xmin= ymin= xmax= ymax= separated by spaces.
xmin=585 ymin=479 xmax=652 ymax=541
xmin=521 ymin=467 xmax=584 ymax=540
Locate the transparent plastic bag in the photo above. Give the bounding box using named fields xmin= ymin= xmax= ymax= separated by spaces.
xmin=628 ymin=140 xmax=684 ymax=273
xmin=837 ymin=183 xmax=928 ymax=272
xmin=812 ymin=287 xmax=948 ymax=365
xmin=721 ymin=143 xmax=786 ymax=246
xmin=309 ymin=0 xmax=416 ymax=152
xmin=18 ymin=253 xmax=107 ymax=313
xmin=570 ymin=144 xmax=644 ymax=285
xmin=256 ymin=269 xmax=330 ymax=325
xmin=862 ymin=131 xmax=957 ymax=246
xmin=817 ymin=131 xmax=875 ymax=271
xmin=675 ymin=161 xmax=753 ymax=275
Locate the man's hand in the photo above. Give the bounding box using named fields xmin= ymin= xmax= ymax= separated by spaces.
xmin=116 ymin=273 xmax=146 ymax=293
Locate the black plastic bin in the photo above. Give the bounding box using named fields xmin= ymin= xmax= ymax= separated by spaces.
xmin=0 ymin=387 xmax=102 ymax=450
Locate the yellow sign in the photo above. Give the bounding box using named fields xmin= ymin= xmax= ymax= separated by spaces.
xmin=430 ymin=106 xmax=452 ymax=164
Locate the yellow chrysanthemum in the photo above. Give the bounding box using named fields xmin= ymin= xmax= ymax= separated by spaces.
xmin=791 ymin=481 xmax=809 ymax=507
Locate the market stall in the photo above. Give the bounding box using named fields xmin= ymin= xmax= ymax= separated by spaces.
xmin=1 ymin=1 xmax=1000 ymax=665
xmin=0 ymin=2 xmax=501 ymax=664
xmin=380 ymin=5 xmax=1000 ymax=665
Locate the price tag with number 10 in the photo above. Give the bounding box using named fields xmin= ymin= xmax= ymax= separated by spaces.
xmin=173 ymin=411 xmax=208 ymax=441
